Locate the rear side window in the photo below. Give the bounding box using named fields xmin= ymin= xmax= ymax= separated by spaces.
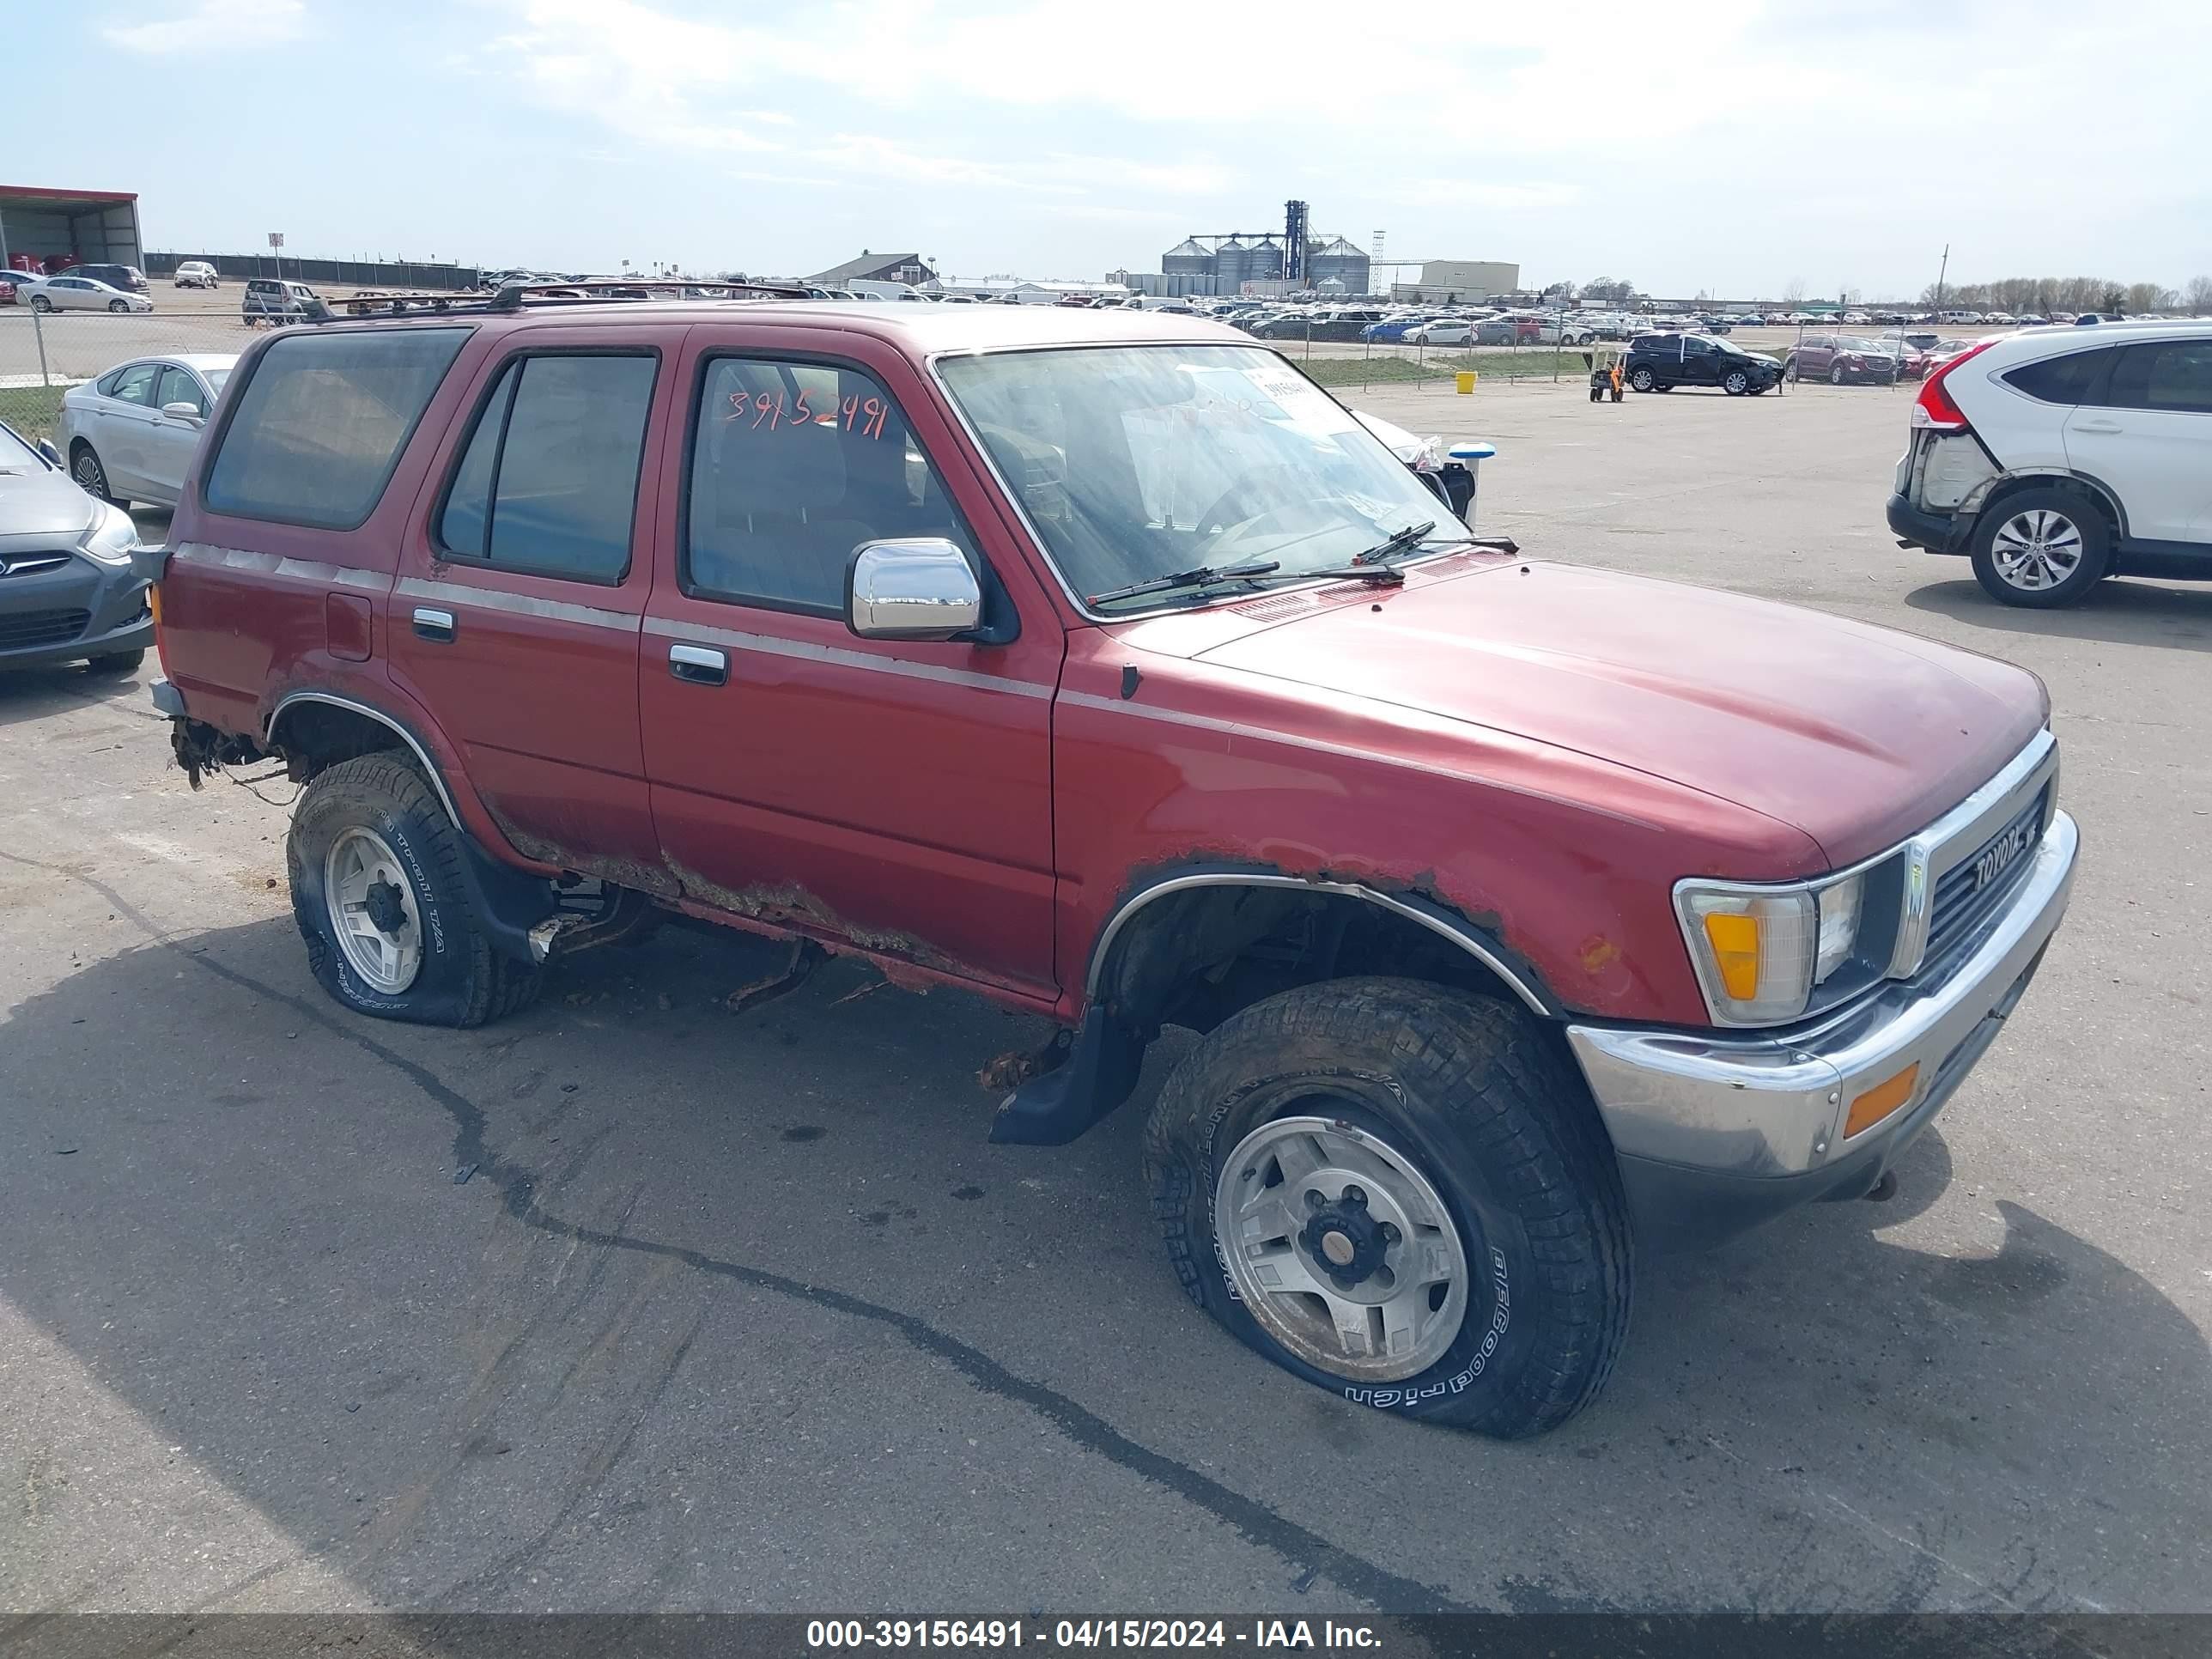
xmin=435 ymin=353 xmax=658 ymax=584
xmin=2003 ymin=347 xmax=2117 ymax=405
xmin=205 ymin=327 xmax=469 ymax=528
xmin=2105 ymin=339 xmax=2212 ymax=415
xmin=108 ymin=364 xmax=159 ymax=406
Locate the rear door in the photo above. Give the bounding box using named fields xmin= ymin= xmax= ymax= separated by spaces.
xmin=2066 ymin=335 xmax=2212 ymax=544
xmin=386 ymin=328 xmax=671 ymax=878
xmin=94 ymin=362 xmax=163 ymax=495
xmin=637 ymin=331 xmax=1062 ymax=996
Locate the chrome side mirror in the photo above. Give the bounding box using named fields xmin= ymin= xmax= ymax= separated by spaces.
xmin=160 ymin=402 xmax=204 ymax=426
xmin=846 ymin=539 xmax=983 ymax=641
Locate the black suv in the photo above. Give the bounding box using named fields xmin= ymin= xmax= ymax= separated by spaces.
xmin=71 ymin=263 xmax=149 ymax=294
xmin=1626 ymin=332 xmax=1783 ymax=396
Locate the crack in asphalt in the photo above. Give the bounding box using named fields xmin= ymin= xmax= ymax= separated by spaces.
xmin=4 ymin=849 xmax=1474 ymax=1614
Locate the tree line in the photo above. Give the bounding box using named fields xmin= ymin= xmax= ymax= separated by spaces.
xmin=1916 ymin=275 xmax=2212 ymax=315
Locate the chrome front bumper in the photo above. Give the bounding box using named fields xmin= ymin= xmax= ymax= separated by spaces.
xmin=1566 ymin=811 xmax=2077 ymax=1240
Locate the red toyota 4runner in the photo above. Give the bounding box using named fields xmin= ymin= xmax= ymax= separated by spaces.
xmin=144 ymin=301 xmax=2078 ymax=1437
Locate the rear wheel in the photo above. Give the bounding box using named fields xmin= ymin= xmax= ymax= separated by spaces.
xmin=69 ymin=443 xmax=117 ymax=505
xmin=288 ymin=753 xmax=542 ymax=1025
xmin=1969 ymin=488 xmax=2109 ymax=608
xmin=1143 ymin=978 xmax=1632 ymax=1438
xmin=1628 ymin=366 xmax=1656 ymax=392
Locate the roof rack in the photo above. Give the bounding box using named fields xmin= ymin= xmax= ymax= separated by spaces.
xmin=307 ymin=276 xmax=815 ymax=325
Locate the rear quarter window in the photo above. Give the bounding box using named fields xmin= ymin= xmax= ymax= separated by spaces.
xmin=2002 ymin=347 xmax=2118 ymax=405
xmin=204 ymin=327 xmax=471 ymax=529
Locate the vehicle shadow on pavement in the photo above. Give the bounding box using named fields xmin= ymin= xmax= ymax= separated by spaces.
xmin=4 ymin=907 xmax=2206 ymax=1613
xmin=1905 ymin=577 xmax=2212 ymax=655
xmin=0 ymin=664 xmax=155 ymax=732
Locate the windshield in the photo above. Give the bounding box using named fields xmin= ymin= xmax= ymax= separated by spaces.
xmin=938 ymin=344 xmax=1468 ymax=609
xmin=204 ymin=368 xmax=231 ymax=391
xmin=1839 ymin=337 xmax=1888 ymax=353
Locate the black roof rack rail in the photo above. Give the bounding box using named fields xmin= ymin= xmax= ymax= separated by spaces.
xmin=307 ymin=276 xmax=815 ymax=325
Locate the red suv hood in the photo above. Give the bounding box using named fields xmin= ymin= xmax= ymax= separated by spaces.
xmin=1176 ymin=561 xmax=2045 ymax=867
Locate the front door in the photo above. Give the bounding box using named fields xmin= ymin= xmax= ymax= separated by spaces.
xmin=639 ymin=336 xmax=1062 ymax=998
xmin=386 ymin=332 xmax=672 ymax=878
xmin=147 ymin=364 xmax=210 ymax=501
xmin=2066 ymin=337 xmax=2212 ymax=544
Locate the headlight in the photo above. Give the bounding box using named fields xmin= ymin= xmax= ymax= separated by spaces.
xmin=80 ymin=502 xmax=140 ymax=567
xmin=1676 ymin=869 xmax=1866 ymax=1026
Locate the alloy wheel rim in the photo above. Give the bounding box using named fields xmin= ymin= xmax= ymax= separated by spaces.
xmin=1215 ymin=1114 xmax=1472 ymax=1382
xmin=1991 ymin=509 xmax=2084 ymax=590
xmin=324 ymin=826 xmax=424 ymax=994
xmin=73 ymin=454 xmax=102 ymax=491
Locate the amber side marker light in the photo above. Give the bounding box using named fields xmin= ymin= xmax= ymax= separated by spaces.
xmin=1846 ymin=1063 xmax=1920 ymax=1139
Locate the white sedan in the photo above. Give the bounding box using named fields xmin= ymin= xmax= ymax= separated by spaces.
xmin=1405 ymin=319 xmax=1474 ymax=345
xmin=55 ymin=353 xmax=237 ymax=508
xmin=26 ymin=274 xmax=153 ymax=313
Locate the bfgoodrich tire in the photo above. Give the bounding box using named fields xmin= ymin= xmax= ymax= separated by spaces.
xmin=1142 ymin=977 xmax=1632 ymax=1438
xmin=288 ymin=753 xmax=541 ymax=1026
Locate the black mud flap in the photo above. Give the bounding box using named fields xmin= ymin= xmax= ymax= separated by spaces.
xmin=988 ymin=1008 xmax=1147 ymax=1146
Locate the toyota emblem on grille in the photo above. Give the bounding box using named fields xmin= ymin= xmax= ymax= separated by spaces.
xmin=1973 ymin=820 xmax=2033 ymax=891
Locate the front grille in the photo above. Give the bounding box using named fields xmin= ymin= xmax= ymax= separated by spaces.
xmin=1924 ymin=788 xmax=2047 ymax=968
xmin=0 ymin=607 xmax=92 ymax=650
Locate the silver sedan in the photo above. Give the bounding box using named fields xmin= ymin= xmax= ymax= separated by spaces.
xmin=24 ymin=275 xmax=154 ymax=314
xmin=55 ymin=352 xmax=237 ymax=508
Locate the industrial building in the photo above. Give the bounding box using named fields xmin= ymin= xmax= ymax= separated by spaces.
xmin=1 ymin=184 xmax=143 ymax=276
xmin=806 ymin=251 xmax=937 ymax=288
xmin=1136 ymin=203 xmax=1372 ymax=297
xmin=1396 ymin=259 xmax=1522 ymax=303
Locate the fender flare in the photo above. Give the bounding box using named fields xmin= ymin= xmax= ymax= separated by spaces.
xmin=1960 ymin=468 xmax=2130 ymax=541
xmin=1084 ymin=867 xmax=1559 ymax=1017
xmin=265 ymin=690 xmax=560 ymax=964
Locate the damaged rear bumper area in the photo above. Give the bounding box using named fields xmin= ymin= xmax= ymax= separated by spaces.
xmin=1566 ymin=811 xmax=2077 ymax=1251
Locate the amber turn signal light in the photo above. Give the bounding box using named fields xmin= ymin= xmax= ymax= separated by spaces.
xmin=1845 ymin=1063 xmax=1920 ymax=1139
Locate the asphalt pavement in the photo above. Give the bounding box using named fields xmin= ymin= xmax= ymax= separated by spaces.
xmin=2 ymin=377 xmax=2205 ymax=1616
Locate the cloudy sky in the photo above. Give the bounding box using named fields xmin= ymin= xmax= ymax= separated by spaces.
xmin=17 ymin=0 xmax=2210 ymax=297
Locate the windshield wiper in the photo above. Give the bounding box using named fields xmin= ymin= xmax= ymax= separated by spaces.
xmin=1087 ymin=560 xmax=1280 ymax=606
xmin=1243 ymin=563 xmax=1407 ymax=588
xmin=1353 ymin=520 xmax=1437 ymax=565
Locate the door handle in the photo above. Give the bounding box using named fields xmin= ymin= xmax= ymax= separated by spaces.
xmin=669 ymin=642 xmax=728 ymax=686
xmin=2073 ymin=420 xmax=2123 ymax=434
xmin=412 ymin=606 xmax=456 ymax=641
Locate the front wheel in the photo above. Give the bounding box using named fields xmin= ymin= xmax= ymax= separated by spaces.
xmin=1829 ymin=364 xmax=1846 ymax=385
xmin=1969 ymin=489 xmax=2109 ymax=608
xmin=108 ymin=299 xmax=129 ymax=313
xmin=288 ymin=753 xmax=542 ymax=1026
xmin=1722 ymin=369 xmax=1750 ymax=396
xmin=30 ymin=295 xmax=52 ymax=313
xmin=84 ymin=648 xmax=145 ymax=676
xmin=1142 ymin=978 xmax=1633 ymax=1438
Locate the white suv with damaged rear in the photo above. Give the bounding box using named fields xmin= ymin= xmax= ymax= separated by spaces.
xmin=1886 ymin=320 xmax=2212 ymax=607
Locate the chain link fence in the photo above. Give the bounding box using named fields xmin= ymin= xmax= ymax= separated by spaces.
xmin=1 ymin=284 xmax=280 ymax=442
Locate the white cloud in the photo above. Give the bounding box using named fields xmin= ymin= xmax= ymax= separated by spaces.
xmin=104 ymin=0 xmax=304 ymax=52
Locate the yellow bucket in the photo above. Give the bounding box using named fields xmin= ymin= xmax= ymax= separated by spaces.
xmin=1455 ymin=371 xmax=1477 ymax=394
